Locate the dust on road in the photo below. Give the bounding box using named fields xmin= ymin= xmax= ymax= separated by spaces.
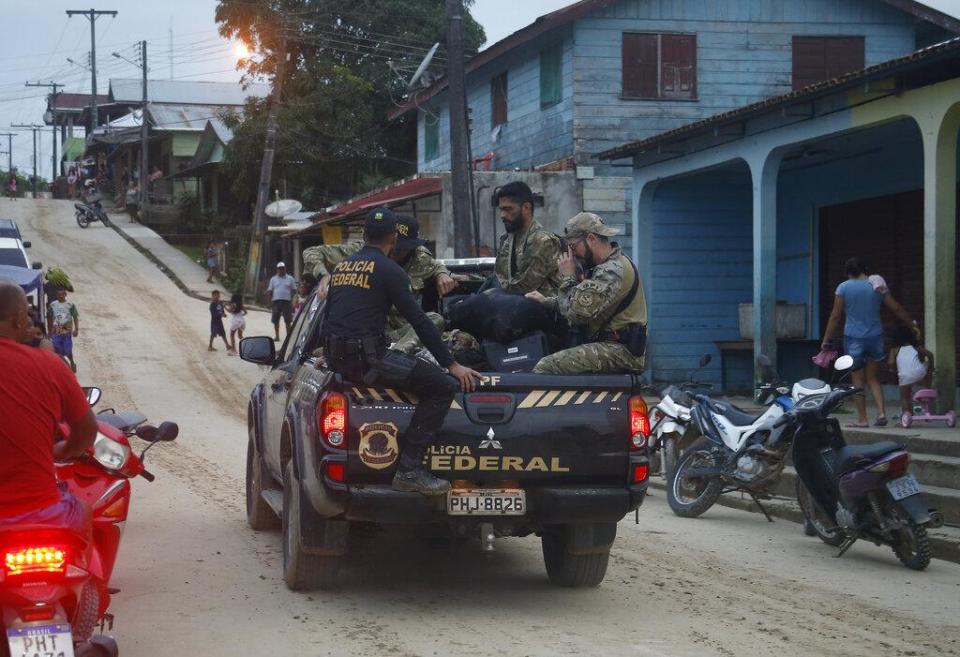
xmin=6 ymin=198 xmax=959 ymax=657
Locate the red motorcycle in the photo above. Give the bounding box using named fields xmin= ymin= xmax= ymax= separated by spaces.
xmin=1 ymin=388 xmax=178 ymax=657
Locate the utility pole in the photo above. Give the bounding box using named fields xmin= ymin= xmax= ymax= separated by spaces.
xmin=26 ymin=82 xmax=63 ymax=181
xmin=445 ymin=0 xmax=474 ymax=257
xmin=0 ymin=133 xmax=13 ymax=173
xmin=66 ymin=9 xmax=118 ymax=136
xmin=113 ymin=42 xmax=149 ymax=209
xmin=12 ymin=124 xmax=44 ymax=197
xmin=244 ymin=37 xmax=288 ymax=300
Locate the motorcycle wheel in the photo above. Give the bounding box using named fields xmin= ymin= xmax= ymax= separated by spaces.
xmin=76 ymin=213 xmax=89 ymax=228
xmin=666 ymin=437 xmax=723 ymax=518
xmin=891 ymin=513 xmax=931 ymax=571
xmin=71 ymin=582 xmax=100 ymax=642
xmin=795 ymin=478 xmax=843 ymax=546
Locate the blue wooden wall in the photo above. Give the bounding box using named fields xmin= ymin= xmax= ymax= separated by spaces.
xmin=573 ymin=0 xmax=919 ymax=165
xmin=647 ymin=162 xmax=753 ymax=387
xmin=417 ymin=26 xmax=575 ymax=171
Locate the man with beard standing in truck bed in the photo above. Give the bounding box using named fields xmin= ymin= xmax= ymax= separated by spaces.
xmin=494 ymin=181 xmax=562 ymax=297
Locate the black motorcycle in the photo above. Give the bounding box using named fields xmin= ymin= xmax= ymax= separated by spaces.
xmin=779 ymin=357 xmax=943 ymax=570
xmin=75 ymin=201 xmax=109 ymax=229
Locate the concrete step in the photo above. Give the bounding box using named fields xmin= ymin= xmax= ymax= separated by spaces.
xmin=769 ymin=464 xmax=960 ymax=525
xmin=844 ymin=427 xmax=960 ymax=458
xmin=648 ymin=477 xmax=960 ymax=565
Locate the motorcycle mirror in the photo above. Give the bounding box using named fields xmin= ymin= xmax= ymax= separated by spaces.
xmin=776 ymin=386 xmax=790 ymax=395
xmin=156 ymin=421 xmax=179 ymax=441
xmin=698 ymin=354 xmax=712 ymax=368
xmin=83 ymin=387 xmax=102 ymax=407
xmin=135 ymin=424 xmax=160 ymax=442
xmin=834 ymin=355 xmax=855 ymax=371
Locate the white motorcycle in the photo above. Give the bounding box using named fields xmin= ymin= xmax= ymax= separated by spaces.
xmin=647 ymin=354 xmax=712 ymax=481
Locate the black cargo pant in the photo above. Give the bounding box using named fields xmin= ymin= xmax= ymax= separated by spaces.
xmin=329 ymin=350 xmax=458 ymax=471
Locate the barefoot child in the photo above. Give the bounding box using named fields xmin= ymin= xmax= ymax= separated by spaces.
xmin=888 ymin=324 xmax=934 ymax=416
xmin=208 ymin=290 xmax=231 ymax=352
xmin=47 ymin=288 xmax=79 ymax=372
xmin=227 ymin=292 xmax=247 ymax=351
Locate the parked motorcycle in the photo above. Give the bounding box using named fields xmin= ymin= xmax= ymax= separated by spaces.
xmin=647 ymin=354 xmax=713 ymax=480
xmin=74 ymin=202 xmax=108 ymax=229
xmin=0 ymin=388 xmax=178 ymax=657
xmin=789 ymin=356 xmax=943 ymax=570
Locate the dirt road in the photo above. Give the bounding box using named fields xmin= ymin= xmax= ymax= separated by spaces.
xmin=6 ymin=198 xmax=959 ymax=657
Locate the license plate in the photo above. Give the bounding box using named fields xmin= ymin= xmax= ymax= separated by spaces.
xmin=886 ymin=474 xmax=921 ymax=501
xmin=447 ymin=489 xmax=526 ymax=516
xmin=6 ymin=624 xmax=74 ymax=657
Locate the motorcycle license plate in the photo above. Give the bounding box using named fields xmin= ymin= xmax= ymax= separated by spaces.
xmin=886 ymin=474 xmax=921 ymax=501
xmin=447 ymin=489 xmax=525 ymax=516
xmin=6 ymin=624 xmax=74 ymax=657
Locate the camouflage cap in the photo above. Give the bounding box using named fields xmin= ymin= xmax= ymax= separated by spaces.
xmin=565 ymin=212 xmax=619 ymax=238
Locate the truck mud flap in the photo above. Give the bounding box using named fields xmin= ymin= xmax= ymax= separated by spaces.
xmin=301 ymin=516 xmax=349 ymax=556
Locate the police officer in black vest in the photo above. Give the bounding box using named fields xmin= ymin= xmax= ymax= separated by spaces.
xmin=321 ymin=207 xmax=481 ymax=495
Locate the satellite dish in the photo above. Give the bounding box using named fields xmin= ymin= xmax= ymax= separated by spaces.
xmin=265 ymin=199 xmax=302 ymax=219
xmin=407 ymin=42 xmax=440 ymax=92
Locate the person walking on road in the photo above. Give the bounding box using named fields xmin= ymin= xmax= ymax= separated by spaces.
xmin=821 ymin=256 xmax=918 ymax=427
xmin=527 ymin=213 xmax=647 ymax=375
xmin=208 ymin=290 xmax=232 ymax=353
xmin=205 ymin=242 xmax=220 ymax=283
xmin=46 ymin=288 xmax=79 ymax=373
xmin=320 ymin=207 xmax=480 ymax=496
xmin=267 ymin=262 xmax=296 ymax=342
xmin=227 ymin=292 xmax=247 ymax=352
xmin=5 ymin=174 xmax=16 ymax=200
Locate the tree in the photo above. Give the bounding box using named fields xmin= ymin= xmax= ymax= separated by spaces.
xmin=216 ymin=0 xmax=485 ymax=211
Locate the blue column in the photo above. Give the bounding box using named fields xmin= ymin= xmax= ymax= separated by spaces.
xmin=750 ymin=151 xmax=782 ymax=373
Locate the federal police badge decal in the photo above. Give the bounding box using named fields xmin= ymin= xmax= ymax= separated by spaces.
xmin=358 ymin=422 xmax=400 ymax=470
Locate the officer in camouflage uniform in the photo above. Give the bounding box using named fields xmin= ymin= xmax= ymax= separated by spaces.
xmin=302 ymin=214 xmax=456 ymax=352
xmin=527 ymin=212 xmax=647 ymax=375
xmin=493 ymin=181 xmax=562 ymax=297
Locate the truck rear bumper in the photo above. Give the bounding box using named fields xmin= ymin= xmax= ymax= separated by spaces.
xmin=342 ymin=484 xmax=647 ymax=524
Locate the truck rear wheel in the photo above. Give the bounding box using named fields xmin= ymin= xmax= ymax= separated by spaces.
xmin=246 ymin=430 xmax=280 ymax=531
xmin=281 ymin=461 xmax=341 ymax=591
xmin=541 ymin=523 xmax=616 ymax=588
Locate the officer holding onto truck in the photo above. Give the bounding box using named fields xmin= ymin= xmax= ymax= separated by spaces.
xmin=526 ymin=212 xmax=647 ymax=375
xmin=304 ymin=213 xmax=454 ymax=352
xmin=321 ymin=207 xmax=480 ymax=495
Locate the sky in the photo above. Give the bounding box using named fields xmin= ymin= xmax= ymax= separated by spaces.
xmin=1 ymin=0 xmax=958 ymax=178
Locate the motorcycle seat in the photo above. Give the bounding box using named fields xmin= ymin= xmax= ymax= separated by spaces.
xmin=833 ymin=441 xmax=903 ymax=475
xmin=706 ymin=400 xmax=760 ymax=427
xmin=98 ymin=411 xmax=147 ymax=432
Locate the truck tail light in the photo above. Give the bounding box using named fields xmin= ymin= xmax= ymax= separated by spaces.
xmin=629 ymin=396 xmax=650 ymax=449
xmin=324 ymin=461 xmax=345 ymax=482
xmin=632 ymin=464 xmax=649 ymax=483
xmin=318 ymin=392 xmax=347 ymax=449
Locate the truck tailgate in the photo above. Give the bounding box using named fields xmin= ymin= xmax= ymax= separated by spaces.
xmin=343 ymin=373 xmax=640 ymax=486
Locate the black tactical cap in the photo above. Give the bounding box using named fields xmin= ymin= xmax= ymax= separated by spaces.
xmin=364 ymin=206 xmax=398 ymax=243
xmin=395 ymin=214 xmax=427 ymax=250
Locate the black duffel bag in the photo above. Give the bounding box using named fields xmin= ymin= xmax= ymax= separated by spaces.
xmin=445 ymin=289 xmax=559 ymax=344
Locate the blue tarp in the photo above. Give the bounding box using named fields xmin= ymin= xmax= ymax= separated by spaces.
xmin=0 ymin=265 xmax=42 ymax=293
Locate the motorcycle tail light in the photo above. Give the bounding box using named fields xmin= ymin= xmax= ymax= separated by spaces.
xmin=317 ymin=392 xmax=347 ymax=449
xmin=629 ymin=396 xmax=650 ymax=449
xmin=870 ymin=453 xmax=909 ymax=478
xmin=632 ymin=464 xmax=649 ymax=483
xmin=4 ymin=546 xmax=68 ymax=577
xmin=20 ymin=605 xmax=56 ymax=622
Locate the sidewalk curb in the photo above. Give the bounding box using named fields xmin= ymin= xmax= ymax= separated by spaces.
xmin=105 ymin=214 xmax=268 ymax=312
xmin=647 ymin=478 xmax=960 ymax=565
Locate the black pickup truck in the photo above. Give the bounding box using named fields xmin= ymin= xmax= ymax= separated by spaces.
xmin=240 ymin=273 xmax=650 ymax=590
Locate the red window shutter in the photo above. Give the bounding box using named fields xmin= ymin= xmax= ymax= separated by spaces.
xmin=661 ymin=33 xmax=697 ymax=99
xmin=793 ymin=36 xmax=864 ymax=90
xmin=491 ymin=72 xmax=508 ymax=127
xmin=622 ymin=33 xmax=658 ymax=98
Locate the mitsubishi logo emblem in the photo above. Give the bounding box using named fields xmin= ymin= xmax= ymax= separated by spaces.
xmin=479 ymin=427 xmax=502 ymax=449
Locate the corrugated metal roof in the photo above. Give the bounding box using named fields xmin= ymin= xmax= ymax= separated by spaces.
xmin=598 ymin=36 xmax=960 ymax=161
xmin=147 ymin=104 xmax=233 ymax=132
xmin=108 ymin=78 xmax=269 ymax=106
xmin=387 ymin=0 xmax=960 ymax=121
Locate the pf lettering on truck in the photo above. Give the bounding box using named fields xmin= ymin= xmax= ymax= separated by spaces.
xmin=240 ymin=284 xmax=651 ymax=591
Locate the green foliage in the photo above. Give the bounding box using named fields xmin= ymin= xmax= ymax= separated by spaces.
xmin=216 ymin=0 xmax=485 ymax=207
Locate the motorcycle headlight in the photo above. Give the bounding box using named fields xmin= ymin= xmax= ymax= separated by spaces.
xmin=93 ymin=433 xmax=130 ymax=470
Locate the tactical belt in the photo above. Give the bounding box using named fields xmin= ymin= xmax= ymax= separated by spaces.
xmin=323 ymin=334 xmax=386 ymax=362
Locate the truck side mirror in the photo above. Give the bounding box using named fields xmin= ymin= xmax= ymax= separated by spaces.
xmin=239 ymin=336 xmax=277 ymax=366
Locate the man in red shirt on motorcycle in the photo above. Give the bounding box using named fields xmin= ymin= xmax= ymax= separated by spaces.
xmin=0 ymin=280 xmax=98 ymax=532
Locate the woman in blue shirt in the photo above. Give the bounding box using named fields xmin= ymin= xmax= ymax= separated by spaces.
xmin=821 ymin=257 xmax=917 ymax=427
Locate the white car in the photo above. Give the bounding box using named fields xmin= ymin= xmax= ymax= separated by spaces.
xmin=0 ymin=236 xmax=34 ymax=269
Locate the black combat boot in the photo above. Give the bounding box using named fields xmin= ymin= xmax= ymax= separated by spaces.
xmin=392 ymin=447 xmax=450 ymax=496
